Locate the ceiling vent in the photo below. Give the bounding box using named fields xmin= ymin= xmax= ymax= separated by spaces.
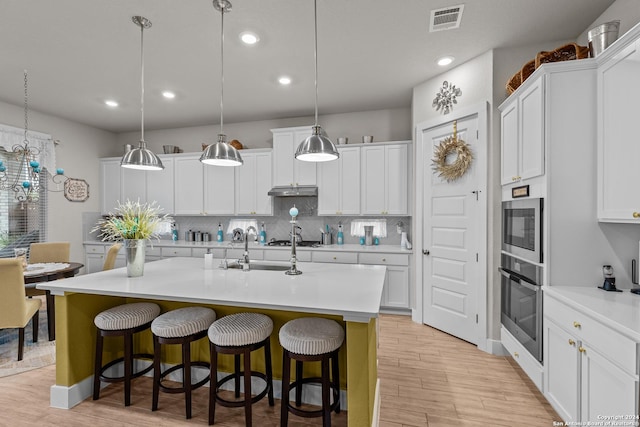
xmin=429 ymin=4 xmax=464 ymax=32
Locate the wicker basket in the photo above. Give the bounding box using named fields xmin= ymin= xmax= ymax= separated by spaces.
xmin=506 ymin=59 xmax=536 ymax=95
xmin=535 ymin=43 xmax=589 ymax=68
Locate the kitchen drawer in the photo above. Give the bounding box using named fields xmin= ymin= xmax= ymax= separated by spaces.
xmin=146 ymin=247 xmax=162 ymax=257
xmin=359 ymin=253 xmax=409 ymax=266
xmin=264 ymin=250 xmax=312 ymax=262
xmin=312 ymin=251 xmax=358 ymax=264
xmin=501 ymin=326 xmax=543 ymax=391
xmin=545 ymin=295 xmax=636 ymax=373
xmin=161 ymin=247 xmax=192 ymax=257
xmin=85 ymin=245 xmax=105 ymax=254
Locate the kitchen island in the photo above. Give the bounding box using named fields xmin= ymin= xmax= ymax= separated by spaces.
xmin=38 ymin=257 xmax=386 ymax=426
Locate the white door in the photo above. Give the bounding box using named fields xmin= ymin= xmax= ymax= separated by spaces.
xmin=421 ymin=115 xmax=480 ymax=344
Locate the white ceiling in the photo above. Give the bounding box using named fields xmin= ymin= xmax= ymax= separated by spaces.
xmin=0 ymin=0 xmax=614 ymax=133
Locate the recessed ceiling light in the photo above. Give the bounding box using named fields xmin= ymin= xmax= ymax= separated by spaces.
xmin=162 ymin=91 xmax=176 ymax=99
xmin=278 ymin=76 xmax=292 ymax=85
xmin=240 ymin=32 xmax=259 ymax=45
xmin=104 ymin=100 xmax=119 ymax=107
xmin=437 ymin=56 xmax=454 ymax=66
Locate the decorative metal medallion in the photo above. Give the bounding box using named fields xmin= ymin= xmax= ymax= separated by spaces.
xmin=431 ymin=121 xmax=473 ymax=182
xmin=432 ymin=81 xmax=462 ymax=114
xmin=64 ymin=178 xmax=89 ymax=202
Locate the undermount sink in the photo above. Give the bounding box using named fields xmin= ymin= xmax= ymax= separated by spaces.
xmin=225 ymin=262 xmax=291 ymax=271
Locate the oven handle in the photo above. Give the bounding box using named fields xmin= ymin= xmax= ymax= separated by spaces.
xmin=498 ymin=267 xmax=540 ymax=292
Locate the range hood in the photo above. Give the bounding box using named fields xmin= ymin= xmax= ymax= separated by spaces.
xmin=268 ymin=185 xmax=318 ymax=197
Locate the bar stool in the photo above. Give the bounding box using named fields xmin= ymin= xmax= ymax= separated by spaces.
xmin=93 ymin=302 xmax=161 ymax=406
xmin=151 ymin=306 xmax=216 ymax=419
xmin=279 ymin=317 xmax=344 ymax=427
xmin=208 ymin=312 xmax=274 ymax=426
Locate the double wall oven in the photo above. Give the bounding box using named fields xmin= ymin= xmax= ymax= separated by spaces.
xmin=500 ymin=197 xmax=543 ymax=362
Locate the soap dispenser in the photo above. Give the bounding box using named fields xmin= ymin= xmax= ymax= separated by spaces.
xmin=217 ymin=223 xmax=224 ymax=243
xmin=259 ymin=222 xmax=267 ymax=245
xmin=337 ymin=223 xmax=344 ymax=245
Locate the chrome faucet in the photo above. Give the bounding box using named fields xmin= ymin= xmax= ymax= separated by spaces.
xmin=289 ymin=225 xmax=303 ymax=243
xmin=242 ymin=226 xmax=257 ymax=270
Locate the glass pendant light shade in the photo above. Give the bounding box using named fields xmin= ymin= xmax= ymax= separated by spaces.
xmin=295 ymin=0 xmax=339 ymax=163
xmin=295 ymin=125 xmax=339 ymax=162
xmin=200 ymin=134 xmax=243 ymax=166
xmin=121 ymin=16 xmax=164 ymax=171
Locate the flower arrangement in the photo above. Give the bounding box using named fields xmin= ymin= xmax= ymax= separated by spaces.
xmin=92 ymin=199 xmax=172 ymax=242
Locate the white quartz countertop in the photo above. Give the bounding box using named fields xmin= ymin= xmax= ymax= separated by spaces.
xmin=84 ymin=240 xmax=413 ymax=254
xmin=543 ymin=286 xmax=640 ymax=341
xmin=38 ymin=257 xmax=386 ymax=323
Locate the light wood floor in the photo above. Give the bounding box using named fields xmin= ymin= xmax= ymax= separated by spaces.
xmin=0 ymin=314 xmax=559 ymax=426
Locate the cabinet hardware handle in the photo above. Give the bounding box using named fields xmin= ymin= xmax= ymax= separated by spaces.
xmin=423 ymin=250 xmax=430 ymax=255
xmin=578 ymin=346 xmax=586 ymax=353
xmin=382 ymin=258 xmax=386 ymax=262
xmin=633 ymin=212 xmax=640 ymax=219
xmin=333 ymin=257 xmax=337 ymax=260
xmin=513 ymin=352 xmax=519 ymax=358
xmin=568 ymin=339 xmax=575 ymax=346
xmin=573 ymin=321 xmax=581 ymax=328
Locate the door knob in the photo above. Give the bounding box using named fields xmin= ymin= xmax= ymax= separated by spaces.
xmin=423 ymin=249 xmax=430 ymax=255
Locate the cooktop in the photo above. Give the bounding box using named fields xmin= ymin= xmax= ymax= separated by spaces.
xmin=267 ymin=239 xmax=321 ymax=247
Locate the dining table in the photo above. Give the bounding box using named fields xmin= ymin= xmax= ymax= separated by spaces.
xmin=24 ymin=261 xmax=83 ymax=341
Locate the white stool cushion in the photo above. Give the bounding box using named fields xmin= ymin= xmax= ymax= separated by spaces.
xmin=151 ymin=307 xmax=216 ymax=338
xmin=94 ymin=302 xmax=160 ymax=331
xmin=279 ymin=317 xmax=344 ymax=356
xmin=208 ymin=313 xmax=273 ymax=347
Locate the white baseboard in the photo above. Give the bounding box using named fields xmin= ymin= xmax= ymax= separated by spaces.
xmin=486 ymin=337 xmax=509 ymax=356
xmin=49 ymin=361 xmax=348 ymax=411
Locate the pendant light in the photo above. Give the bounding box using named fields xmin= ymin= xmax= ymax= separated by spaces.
xmin=121 ymin=16 xmax=164 ymax=171
xmin=200 ymin=0 xmax=243 ymax=167
xmin=294 ymin=0 xmax=339 ymax=163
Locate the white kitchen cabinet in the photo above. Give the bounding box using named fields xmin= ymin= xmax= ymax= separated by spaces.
xmin=361 ymin=142 xmax=409 ymax=215
xmin=271 ymin=126 xmax=316 ymax=187
xmin=121 ymin=168 xmax=146 ymax=204
xmin=100 ymin=159 xmax=122 ymax=214
xmin=84 ymin=244 xmax=125 ymax=273
xmin=317 ymin=145 xmax=360 ymax=215
xmin=174 ymin=154 xmax=204 ymax=215
xmin=203 ymin=163 xmax=235 ymax=215
xmin=359 ymin=252 xmax=410 ymax=311
xmin=146 ymin=156 xmax=174 ymax=214
xmin=235 ymin=149 xmax=273 ymax=215
xmin=544 ymin=293 xmax=638 ymax=423
xmin=500 ymin=75 xmax=545 ymax=185
xmin=597 ymin=33 xmax=640 ymax=222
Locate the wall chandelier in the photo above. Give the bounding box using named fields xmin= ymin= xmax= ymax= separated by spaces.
xmin=0 ymin=70 xmax=67 ymax=204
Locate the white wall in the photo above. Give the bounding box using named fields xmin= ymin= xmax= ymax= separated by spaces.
xmin=0 ymin=100 xmax=117 ymax=265
xmin=577 ymin=0 xmax=640 ymax=46
xmin=115 ymin=108 xmax=411 ymax=155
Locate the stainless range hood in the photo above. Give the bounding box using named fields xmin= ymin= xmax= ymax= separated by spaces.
xmin=268 ymin=185 xmax=318 ymax=197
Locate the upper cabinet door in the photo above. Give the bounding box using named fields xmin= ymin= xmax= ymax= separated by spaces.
xmin=203 ymin=163 xmax=235 ymax=215
xmin=235 ymin=150 xmax=273 ymax=215
xmin=361 ymin=145 xmax=386 ymax=215
xmin=146 ymin=156 xmax=175 ymax=214
xmin=500 ymin=101 xmax=519 ymax=185
xmin=597 ymin=39 xmax=640 ymax=222
xmin=174 ymin=155 xmax=204 ymax=215
xmin=272 ymin=126 xmax=316 ymax=186
xmin=385 ymin=143 xmax=408 ymax=215
xmin=100 ymin=159 xmax=122 ymax=214
xmin=317 ymin=145 xmax=360 ymax=215
xmin=361 ymin=142 xmax=409 ymax=216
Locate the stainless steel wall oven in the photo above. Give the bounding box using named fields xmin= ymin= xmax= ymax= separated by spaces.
xmin=502 ymin=198 xmax=543 ymax=264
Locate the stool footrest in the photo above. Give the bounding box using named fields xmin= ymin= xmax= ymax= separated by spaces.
xmin=286 ymin=377 xmax=340 ymax=417
xmin=158 ymin=361 xmax=210 ymax=394
xmin=214 ymin=371 xmax=271 ymax=407
xmin=98 ymin=353 xmax=154 ymax=383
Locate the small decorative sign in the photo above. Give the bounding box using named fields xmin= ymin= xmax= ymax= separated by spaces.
xmin=512 ymin=185 xmax=530 ymax=198
xmin=64 ymin=178 xmax=90 ymax=202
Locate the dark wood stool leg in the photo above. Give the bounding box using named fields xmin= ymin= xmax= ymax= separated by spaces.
xmin=264 ymin=339 xmax=274 ymax=406
xmin=321 ymin=355 xmax=331 ymax=427
xmin=209 ymin=343 xmax=218 ymax=426
xmin=332 ymin=351 xmax=340 ymax=413
xmin=32 ymin=311 xmax=39 ymax=343
xmin=280 ymin=349 xmax=291 ymax=427
xmin=18 ymin=327 xmax=24 ymax=361
xmin=151 ymin=336 xmax=161 ymax=412
xmin=93 ymin=329 xmax=104 ymax=400
xmin=234 ymin=354 xmax=241 ymax=398
xmin=243 ymin=347 xmax=253 ymax=427
xmin=123 ymin=330 xmax=133 ymax=406
xmin=295 ymin=360 xmax=303 ymax=406
xmin=183 ymin=340 xmax=193 ymax=419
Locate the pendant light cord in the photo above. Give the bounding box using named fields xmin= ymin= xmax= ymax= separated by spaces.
xmin=140 ymin=22 xmax=146 ymax=143
xmin=313 ymin=0 xmax=319 ymax=127
xmin=220 ymin=5 xmax=225 ymax=135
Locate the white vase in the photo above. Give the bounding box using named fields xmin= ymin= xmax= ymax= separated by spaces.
xmin=124 ymin=239 xmax=145 ymax=277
